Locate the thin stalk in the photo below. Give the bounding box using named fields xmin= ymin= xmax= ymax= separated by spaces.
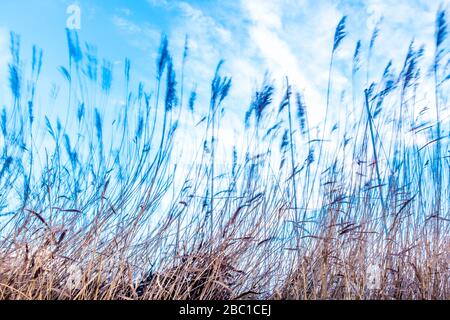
xmin=285 ymin=78 xmax=300 ymax=247
xmin=364 ymin=89 xmax=388 ymax=235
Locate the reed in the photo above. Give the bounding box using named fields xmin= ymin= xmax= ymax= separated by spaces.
xmin=0 ymin=10 xmax=448 ymax=300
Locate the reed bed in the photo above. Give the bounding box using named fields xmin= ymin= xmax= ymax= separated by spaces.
xmin=0 ymin=9 xmax=449 ymax=300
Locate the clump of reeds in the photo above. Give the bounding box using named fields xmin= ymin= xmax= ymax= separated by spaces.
xmin=0 ymin=7 xmax=449 ymax=301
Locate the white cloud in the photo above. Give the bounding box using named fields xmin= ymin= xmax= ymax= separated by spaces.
xmin=147 ymin=0 xmax=170 ymax=7
xmin=177 ymin=2 xmax=232 ymax=43
xmin=118 ymin=7 xmax=132 ymax=17
xmin=243 ymin=0 xmax=283 ymax=31
xmin=112 ymin=16 xmax=142 ymax=34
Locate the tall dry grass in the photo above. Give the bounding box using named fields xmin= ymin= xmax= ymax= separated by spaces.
xmin=0 ymin=9 xmax=449 ymax=300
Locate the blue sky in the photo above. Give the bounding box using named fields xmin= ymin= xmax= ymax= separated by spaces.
xmin=0 ymin=0 xmax=446 ymax=154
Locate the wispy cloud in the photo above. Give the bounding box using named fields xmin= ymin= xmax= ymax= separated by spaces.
xmin=147 ymin=0 xmax=170 ymax=7
xmin=177 ymin=2 xmax=231 ymax=43
xmin=112 ymin=15 xmax=142 ymax=34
